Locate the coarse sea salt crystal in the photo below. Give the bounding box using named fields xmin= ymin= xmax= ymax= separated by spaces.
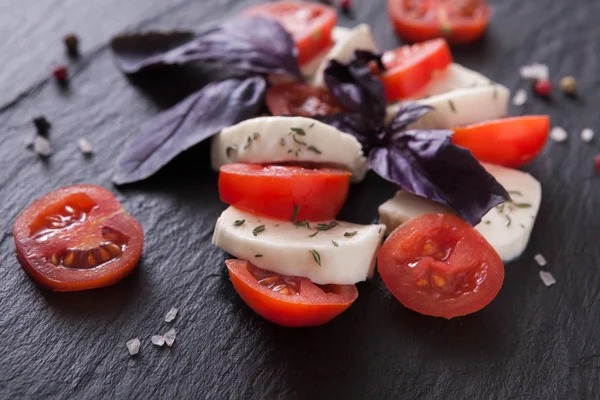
xmin=24 ymin=131 xmax=36 ymax=148
xmin=163 ymin=329 xmax=176 ymax=347
xmin=151 ymin=335 xmax=165 ymax=347
xmin=534 ymin=253 xmax=547 ymax=267
xmin=520 ymin=63 xmax=549 ymax=81
xmin=78 ymin=138 xmax=93 ymax=154
xmin=539 ymin=270 xmax=556 ymax=287
xmin=164 ymin=307 xmax=178 ymax=323
xmin=126 ymin=338 xmax=140 ymax=355
xmin=512 ymin=89 xmax=528 ymax=106
xmin=34 ymin=136 xmax=52 ymax=156
xmin=550 ymin=126 xmax=568 ymax=143
xmin=581 ymin=128 xmax=594 ymax=143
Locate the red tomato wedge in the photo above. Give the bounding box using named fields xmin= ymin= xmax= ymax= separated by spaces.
xmin=219 ymin=164 xmax=350 ymax=221
xmin=452 ymin=116 xmax=550 ymax=168
xmin=387 ymin=0 xmax=490 ymax=44
xmin=226 ymin=259 xmax=358 ymax=327
xmin=266 ymin=82 xmax=345 ymax=116
xmin=381 ymin=38 xmax=452 ymax=102
xmin=378 ymin=213 xmax=504 ymax=319
xmin=13 ymin=184 xmax=144 ymax=292
xmin=243 ymin=2 xmax=337 ymax=65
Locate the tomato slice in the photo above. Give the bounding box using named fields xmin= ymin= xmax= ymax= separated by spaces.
xmin=219 ymin=164 xmax=350 ymax=221
xmin=243 ymin=2 xmax=337 ymax=66
xmin=381 ymin=38 xmax=452 ymax=102
xmin=452 ymin=116 xmax=550 ymax=168
xmin=12 ymin=184 xmax=144 ymax=292
xmin=226 ymin=259 xmax=358 ymax=327
xmin=378 ymin=213 xmax=504 ymax=319
xmin=387 ymin=0 xmax=490 ymax=44
xmin=266 ymin=82 xmax=345 ymax=116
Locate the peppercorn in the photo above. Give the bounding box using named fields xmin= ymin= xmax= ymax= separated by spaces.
xmin=52 ymin=65 xmax=68 ymax=82
xmin=533 ymin=79 xmax=552 ymax=97
xmin=559 ymin=76 xmax=577 ymax=96
xmin=340 ymin=0 xmax=351 ymax=14
xmin=63 ymin=33 xmax=79 ymax=55
xmin=33 ymin=116 xmax=51 ymax=136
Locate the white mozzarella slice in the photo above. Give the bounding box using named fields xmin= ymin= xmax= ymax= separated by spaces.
xmin=378 ymin=163 xmax=542 ymax=262
xmin=213 ymin=207 xmax=385 ymax=285
xmin=211 ymin=116 xmax=368 ymax=182
xmin=311 ymin=24 xmax=378 ymax=88
xmin=412 ymin=63 xmax=495 ymax=99
xmin=300 ymin=27 xmax=351 ymax=80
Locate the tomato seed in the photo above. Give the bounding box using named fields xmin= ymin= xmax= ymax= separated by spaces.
xmin=104 ymin=243 xmax=122 ymax=257
xmin=63 ymin=251 xmax=74 ymax=267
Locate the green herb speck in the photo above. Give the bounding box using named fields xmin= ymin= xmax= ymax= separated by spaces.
xmin=292 ymin=134 xmax=307 ymax=146
xmin=309 ymin=231 xmax=319 ymax=238
xmin=448 ymin=100 xmax=456 ymax=113
xmin=233 ymin=219 xmax=245 ymax=227
xmin=252 ymin=132 xmax=260 ymax=140
xmin=316 ymin=221 xmax=338 ymax=231
xmin=307 ymin=145 xmax=322 ymax=154
xmin=332 ymin=241 xmax=339 ymax=247
xmin=310 ymin=249 xmax=321 ymax=266
xmin=226 ymin=145 xmax=238 ymax=158
xmin=243 ymin=136 xmax=252 ymax=150
xmin=253 ymin=225 xmax=266 ymax=236
xmin=255 ymin=254 xmax=263 ymax=258
xmin=291 ymin=127 xmax=306 ymax=136
xmin=280 ymin=138 xmax=286 ymax=147
xmin=505 ymin=215 xmax=512 ymax=227
xmin=291 ymin=205 xmax=299 ymax=223
xmin=344 ymin=231 xmax=358 ymax=237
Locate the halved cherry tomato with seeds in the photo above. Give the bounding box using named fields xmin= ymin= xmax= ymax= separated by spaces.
xmin=226 ymin=259 xmax=358 ymax=327
xmin=13 ymin=184 xmax=144 ymax=292
xmin=378 ymin=213 xmax=504 ymax=319
xmin=243 ymin=2 xmax=337 ymax=65
xmin=388 ymin=0 xmax=490 ymax=44
xmin=266 ymin=82 xmax=345 ymax=117
xmin=219 ymin=164 xmax=350 ymax=221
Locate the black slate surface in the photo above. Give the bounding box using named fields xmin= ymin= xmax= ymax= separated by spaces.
xmin=1 ymin=0 xmax=599 ymax=398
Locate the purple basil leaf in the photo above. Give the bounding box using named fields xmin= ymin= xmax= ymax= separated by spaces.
xmin=388 ymin=102 xmax=433 ymax=132
xmin=113 ymin=77 xmax=266 ymax=185
xmin=323 ymin=50 xmax=386 ymax=122
xmin=368 ymin=129 xmax=509 ymax=226
xmin=110 ymin=31 xmax=196 ymax=73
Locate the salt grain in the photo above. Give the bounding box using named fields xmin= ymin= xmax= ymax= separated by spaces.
xmin=550 ymin=126 xmax=568 ymax=143
xmin=520 ymin=63 xmax=549 ymax=81
xmin=126 ymin=338 xmax=140 ymax=355
xmin=34 ymin=136 xmax=52 ymax=156
xmin=512 ymin=89 xmax=528 ymax=106
xmin=78 ymin=138 xmax=93 ymax=154
xmin=151 ymin=335 xmax=165 ymax=347
xmin=534 ymin=253 xmax=547 ymax=267
xmin=164 ymin=307 xmax=178 ymax=323
xmin=163 ymin=329 xmax=176 ymax=347
xmin=539 ymin=270 xmax=556 ymax=287
xmin=24 ymin=131 xmax=36 ymax=148
xmin=581 ymin=128 xmax=594 ymax=143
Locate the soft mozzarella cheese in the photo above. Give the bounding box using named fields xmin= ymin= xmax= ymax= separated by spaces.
xmin=213 ymin=207 xmax=386 ymax=285
xmin=412 ymin=63 xmax=495 ymax=99
xmin=311 ymin=24 xmax=378 ymax=88
xmin=211 ymin=116 xmax=368 ymax=182
xmin=378 ymin=163 xmax=542 ymax=262
xmin=300 ymin=27 xmax=351 ymax=80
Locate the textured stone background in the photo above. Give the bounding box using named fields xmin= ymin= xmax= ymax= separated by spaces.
xmin=1 ymin=0 xmax=599 ymax=398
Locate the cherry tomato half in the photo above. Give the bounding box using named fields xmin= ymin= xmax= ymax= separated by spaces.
xmin=243 ymin=2 xmax=337 ymax=65
xmin=381 ymin=38 xmax=452 ymax=102
xmin=13 ymin=184 xmax=144 ymax=292
xmin=219 ymin=164 xmax=350 ymax=221
xmin=387 ymin=0 xmax=490 ymax=44
xmin=378 ymin=213 xmax=504 ymax=319
xmin=226 ymin=259 xmax=358 ymax=327
xmin=452 ymin=116 xmax=550 ymax=168
xmin=266 ymin=82 xmax=345 ymax=117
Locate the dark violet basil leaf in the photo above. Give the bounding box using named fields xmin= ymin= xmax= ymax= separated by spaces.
xmin=388 ymin=102 xmax=433 ymax=132
xmin=368 ymin=129 xmax=509 ymax=225
xmin=323 ymin=50 xmax=386 ymax=122
xmin=113 ymin=77 xmax=266 ymax=185
xmin=110 ymin=17 xmax=302 ymax=80
xmin=110 ymin=31 xmax=196 ymax=74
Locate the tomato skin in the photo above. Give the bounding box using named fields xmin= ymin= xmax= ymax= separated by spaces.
xmin=266 ymin=82 xmax=345 ymax=116
xmin=226 ymin=259 xmax=358 ymax=327
xmin=452 ymin=116 xmax=550 ymax=168
xmin=219 ymin=164 xmax=350 ymax=221
xmin=243 ymin=2 xmax=337 ymax=65
xmin=387 ymin=0 xmax=490 ymax=45
xmin=13 ymin=185 xmax=144 ymax=292
xmin=381 ymin=39 xmax=452 ymax=102
xmin=378 ymin=213 xmax=504 ymax=319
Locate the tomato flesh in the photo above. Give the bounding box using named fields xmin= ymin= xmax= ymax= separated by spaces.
xmin=219 ymin=164 xmax=350 ymax=221
xmin=266 ymin=82 xmax=345 ymax=117
xmin=452 ymin=116 xmax=550 ymax=168
xmin=13 ymin=184 xmax=144 ymax=292
xmin=378 ymin=213 xmax=504 ymax=319
xmin=381 ymin=38 xmax=452 ymax=101
xmin=243 ymin=2 xmax=337 ymax=65
xmin=388 ymin=0 xmax=490 ymax=44
xmin=226 ymin=259 xmax=358 ymax=327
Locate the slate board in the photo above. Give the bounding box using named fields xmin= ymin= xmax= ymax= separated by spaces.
xmin=1 ymin=0 xmax=599 ymax=398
